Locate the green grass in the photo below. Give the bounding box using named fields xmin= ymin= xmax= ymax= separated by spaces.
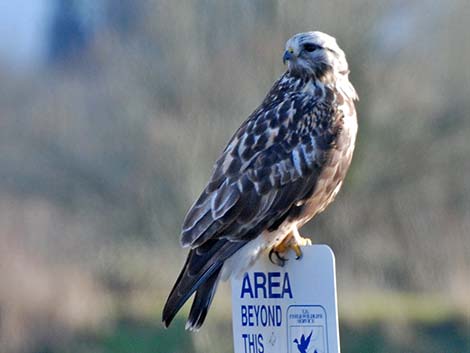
xmin=51 ymin=316 xmax=469 ymax=353
xmin=67 ymin=317 xmax=194 ymax=353
xmin=339 ymin=291 xmax=465 ymax=324
xmin=340 ymin=319 xmax=470 ymax=353
xmin=36 ymin=291 xmax=469 ymax=353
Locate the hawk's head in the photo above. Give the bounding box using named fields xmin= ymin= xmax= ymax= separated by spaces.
xmin=283 ymin=31 xmax=349 ymax=79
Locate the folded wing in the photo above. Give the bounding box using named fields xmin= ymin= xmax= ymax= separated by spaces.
xmin=162 ymin=83 xmax=339 ymax=329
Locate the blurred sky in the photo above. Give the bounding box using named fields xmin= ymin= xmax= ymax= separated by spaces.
xmin=0 ymin=0 xmax=106 ymax=70
xmin=0 ymin=1 xmax=51 ymax=69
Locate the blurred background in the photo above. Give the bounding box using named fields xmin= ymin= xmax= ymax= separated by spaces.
xmin=0 ymin=1 xmax=469 ymax=352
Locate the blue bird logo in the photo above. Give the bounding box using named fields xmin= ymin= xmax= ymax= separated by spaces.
xmin=293 ymin=330 xmax=315 ymax=353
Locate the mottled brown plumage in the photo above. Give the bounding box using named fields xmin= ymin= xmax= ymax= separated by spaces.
xmin=162 ymin=31 xmax=358 ymax=330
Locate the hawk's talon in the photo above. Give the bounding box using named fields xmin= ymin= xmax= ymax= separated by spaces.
xmin=269 ymin=249 xmax=288 ymax=267
xmin=291 ymin=231 xmax=312 ymax=260
xmin=292 ymin=243 xmax=303 ymax=260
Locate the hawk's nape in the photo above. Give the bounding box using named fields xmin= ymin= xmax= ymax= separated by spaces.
xmin=162 ymin=31 xmax=358 ymax=330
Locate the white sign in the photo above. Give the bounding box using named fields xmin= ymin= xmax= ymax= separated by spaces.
xmin=231 ymin=245 xmax=340 ymax=353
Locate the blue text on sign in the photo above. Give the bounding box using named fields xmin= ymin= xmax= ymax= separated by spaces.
xmin=241 ymin=305 xmax=282 ymax=327
xmin=240 ymin=272 xmax=293 ymax=299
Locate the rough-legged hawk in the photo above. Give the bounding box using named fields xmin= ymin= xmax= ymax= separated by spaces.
xmin=162 ymin=31 xmax=358 ymax=330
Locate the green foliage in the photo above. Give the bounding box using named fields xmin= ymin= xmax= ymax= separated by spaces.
xmin=36 ymin=315 xmax=470 ymax=353
xmin=97 ymin=317 xmax=193 ymax=353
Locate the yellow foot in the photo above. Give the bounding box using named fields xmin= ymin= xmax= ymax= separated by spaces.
xmin=269 ymin=233 xmax=292 ymax=267
xmin=291 ymin=227 xmax=311 ymax=259
xmin=290 ymin=238 xmax=312 ymax=259
xmin=269 ymin=230 xmax=312 ymax=266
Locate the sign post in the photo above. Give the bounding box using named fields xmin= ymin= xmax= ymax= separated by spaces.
xmin=231 ymin=245 xmax=340 ymax=353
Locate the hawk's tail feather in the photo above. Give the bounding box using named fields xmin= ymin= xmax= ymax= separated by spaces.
xmin=186 ymin=266 xmax=222 ymax=330
xmin=162 ymin=260 xmax=220 ymax=328
xmin=162 ymin=239 xmax=247 ymax=329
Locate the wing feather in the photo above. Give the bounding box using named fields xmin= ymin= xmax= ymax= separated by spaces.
xmin=181 ymin=87 xmax=335 ymax=248
xmin=211 ymin=182 xmax=240 ymax=219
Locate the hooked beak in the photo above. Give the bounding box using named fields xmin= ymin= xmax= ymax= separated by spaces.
xmin=283 ymin=50 xmax=294 ymax=65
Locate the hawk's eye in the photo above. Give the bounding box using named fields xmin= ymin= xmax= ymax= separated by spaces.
xmin=303 ymin=43 xmax=320 ymax=52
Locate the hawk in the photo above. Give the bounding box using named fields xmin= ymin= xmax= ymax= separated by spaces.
xmin=162 ymin=31 xmax=358 ymax=330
